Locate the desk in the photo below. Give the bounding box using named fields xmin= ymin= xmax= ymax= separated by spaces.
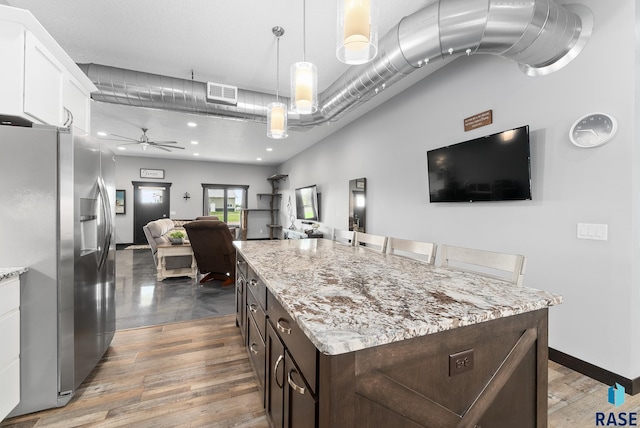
xmin=156 ymin=243 xmax=196 ymax=280
xmin=234 ymin=239 xmax=562 ymax=427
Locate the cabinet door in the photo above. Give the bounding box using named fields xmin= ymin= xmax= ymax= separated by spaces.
xmin=23 ymin=32 xmax=64 ymax=125
xmin=63 ymin=76 xmax=91 ymax=133
xmin=267 ymin=322 xmax=285 ymax=428
xmin=235 ymin=275 xmax=246 ymax=340
xmin=247 ymin=315 xmax=266 ymax=405
xmin=284 ymin=349 xmax=317 ymax=428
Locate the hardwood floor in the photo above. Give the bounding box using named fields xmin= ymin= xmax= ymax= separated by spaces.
xmin=1 ymin=315 xmax=268 ymax=428
xmin=2 ymin=315 xmax=639 ymax=427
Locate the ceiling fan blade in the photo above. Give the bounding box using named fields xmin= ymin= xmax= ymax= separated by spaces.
xmin=117 ymin=142 xmax=143 ymax=146
xmin=154 ymin=144 xmax=185 ymax=149
xmin=150 ymin=145 xmax=171 ymax=152
xmin=109 ymin=134 xmax=140 ymax=142
xmin=150 ymin=140 xmax=179 ymax=144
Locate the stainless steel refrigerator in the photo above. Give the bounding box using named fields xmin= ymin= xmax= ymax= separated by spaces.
xmin=0 ymin=123 xmax=116 ymax=416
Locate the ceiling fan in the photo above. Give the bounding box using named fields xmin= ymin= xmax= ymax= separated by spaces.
xmin=108 ymin=128 xmax=185 ymax=152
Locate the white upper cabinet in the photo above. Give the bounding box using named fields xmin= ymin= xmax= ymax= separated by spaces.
xmin=23 ymin=31 xmax=65 ymax=126
xmin=0 ymin=5 xmax=96 ymax=133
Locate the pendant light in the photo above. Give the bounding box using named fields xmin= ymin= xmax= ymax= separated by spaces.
xmin=336 ymin=0 xmax=378 ymax=65
xmin=267 ymin=26 xmax=288 ymax=139
xmin=291 ymin=0 xmax=318 ymax=114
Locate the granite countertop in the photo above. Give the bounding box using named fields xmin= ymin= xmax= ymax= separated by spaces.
xmin=0 ymin=267 xmax=28 ymax=282
xmin=234 ymin=239 xmax=562 ymax=355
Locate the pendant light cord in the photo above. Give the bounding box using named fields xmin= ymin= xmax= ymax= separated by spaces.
xmin=276 ymin=35 xmax=280 ymax=101
xmin=302 ymin=0 xmax=307 ymax=62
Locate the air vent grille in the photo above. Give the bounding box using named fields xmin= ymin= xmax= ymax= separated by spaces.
xmin=206 ymin=82 xmax=238 ymax=105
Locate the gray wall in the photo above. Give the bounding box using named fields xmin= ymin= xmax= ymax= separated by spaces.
xmin=114 ymin=156 xmax=277 ymax=243
xmin=278 ymin=1 xmax=639 ymax=380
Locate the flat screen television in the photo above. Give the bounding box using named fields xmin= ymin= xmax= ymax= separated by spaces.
xmin=295 ymin=185 xmax=320 ymax=221
xmin=427 ymin=125 xmax=532 ymax=203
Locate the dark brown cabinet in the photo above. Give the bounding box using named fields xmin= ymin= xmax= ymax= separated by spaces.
xmin=235 ymin=249 xmax=550 ymax=427
xmin=235 ymin=257 xmax=246 ymax=340
xmin=267 ymin=321 xmax=317 ymax=428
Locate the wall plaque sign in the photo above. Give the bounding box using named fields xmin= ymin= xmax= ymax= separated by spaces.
xmin=464 ymin=110 xmax=493 ymax=132
xmin=140 ymin=168 xmax=165 ymax=179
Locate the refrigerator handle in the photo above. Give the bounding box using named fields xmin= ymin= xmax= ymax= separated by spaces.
xmin=97 ymin=178 xmax=113 ymax=271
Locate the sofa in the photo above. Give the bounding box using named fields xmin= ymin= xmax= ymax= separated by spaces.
xmin=143 ymin=218 xmax=189 ymax=266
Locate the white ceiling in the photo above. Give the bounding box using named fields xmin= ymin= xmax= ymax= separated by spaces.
xmin=7 ymin=0 xmax=436 ymax=165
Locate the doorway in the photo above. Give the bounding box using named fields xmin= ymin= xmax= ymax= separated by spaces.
xmin=132 ymin=181 xmax=172 ymax=244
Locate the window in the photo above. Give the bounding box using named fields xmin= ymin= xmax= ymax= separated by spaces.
xmin=201 ymin=184 xmax=248 ymax=226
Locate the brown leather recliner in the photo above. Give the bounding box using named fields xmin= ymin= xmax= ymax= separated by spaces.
xmin=184 ymin=220 xmax=235 ymax=284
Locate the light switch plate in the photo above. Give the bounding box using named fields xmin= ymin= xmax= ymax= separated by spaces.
xmin=577 ymin=223 xmax=608 ymax=241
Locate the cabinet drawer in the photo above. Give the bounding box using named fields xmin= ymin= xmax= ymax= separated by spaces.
xmin=247 ymin=315 xmax=266 ymax=404
xmin=267 ymin=291 xmax=318 ymax=395
xmin=246 ymin=268 xmax=267 ymax=309
xmin=0 ymin=276 xmax=20 ymax=318
xmin=247 ymin=284 xmax=266 ymax=341
xmin=0 ymin=310 xmax=20 ymax=370
xmin=0 ymin=358 xmax=20 ymax=421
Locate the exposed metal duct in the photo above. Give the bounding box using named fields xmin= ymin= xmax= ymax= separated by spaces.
xmin=79 ymin=0 xmax=592 ymax=129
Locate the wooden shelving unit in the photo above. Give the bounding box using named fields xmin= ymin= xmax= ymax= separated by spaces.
xmin=240 ymin=174 xmax=288 ymax=240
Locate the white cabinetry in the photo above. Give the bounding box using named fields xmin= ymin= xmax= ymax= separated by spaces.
xmin=0 ymin=5 xmax=96 ymax=133
xmin=23 ymin=31 xmax=64 ymax=126
xmin=0 ymin=276 xmax=21 ymax=421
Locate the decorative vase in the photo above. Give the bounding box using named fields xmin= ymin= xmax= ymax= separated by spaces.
xmin=170 ymin=238 xmax=184 ymax=245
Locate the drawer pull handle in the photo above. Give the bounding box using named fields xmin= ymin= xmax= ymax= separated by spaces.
xmin=250 ymin=343 xmax=259 ymax=355
xmin=276 ymin=319 xmax=291 ymax=335
xmin=249 ymin=304 xmax=258 ymax=314
xmin=250 ymin=279 xmax=258 ymax=287
xmin=274 ymin=354 xmax=284 ymax=389
xmin=288 ymin=369 xmax=306 ymax=395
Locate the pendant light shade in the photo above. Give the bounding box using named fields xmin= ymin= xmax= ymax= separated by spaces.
xmin=336 ymin=0 xmax=378 ymax=65
xmin=267 ymin=101 xmax=287 ymax=139
xmin=291 ymin=0 xmax=318 ymax=114
xmin=267 ymin=26 xmax=288 ymax=139
xmin=291 ymin=61 xmax=318 ymax=114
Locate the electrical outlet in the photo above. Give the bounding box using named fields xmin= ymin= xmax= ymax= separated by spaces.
xmin=449 ymin=349 xmax=474 ymax=376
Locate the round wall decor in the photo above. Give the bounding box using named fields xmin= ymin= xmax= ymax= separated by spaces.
xmin=569 ymin=112 xmax=617 ymax=148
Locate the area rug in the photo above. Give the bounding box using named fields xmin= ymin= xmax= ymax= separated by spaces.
xmin=124 ymin=244 xmax=150 ymax=250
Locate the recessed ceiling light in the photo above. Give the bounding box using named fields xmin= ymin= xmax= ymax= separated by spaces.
xmin=266 ymin=147 xmax=273 ymax=152
xmin=97 ymin=131 xmax=107 ymax=137
xmin=256 ymin=157 xmax=262 ymax=161
xmin=118 ymin=147 xmax=126 ymax=151
xmin=193 ymin=153 xmax=200 ymax=156
xmin=187 ymin=122 xmax=197 ymax=127
xmin=191 ymin=140 xmax=198 ymax=145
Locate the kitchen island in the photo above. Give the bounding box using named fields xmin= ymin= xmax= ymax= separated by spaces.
xmin=234 ymin=239 xmax=562 ymax=428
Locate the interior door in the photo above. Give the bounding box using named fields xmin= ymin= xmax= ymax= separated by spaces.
xmin=132 ymin=181 xmax=171 ymax=244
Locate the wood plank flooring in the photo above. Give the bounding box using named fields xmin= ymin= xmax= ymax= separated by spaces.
xmin=2 ymin=315 xmax=639 ymax=427
xmin=1 ymin=315 xmax=268 ymax=428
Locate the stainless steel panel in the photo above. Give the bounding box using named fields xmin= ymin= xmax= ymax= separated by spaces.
xmin=71 ymin=132 xmax=115 ymax=391
xmin=57 ymin=127 xmax=75 ymax=398
xmin=0 ymin=125 xmax=116 ymax=417
xmin=0 ymin=125 xmax=60 ymax=415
